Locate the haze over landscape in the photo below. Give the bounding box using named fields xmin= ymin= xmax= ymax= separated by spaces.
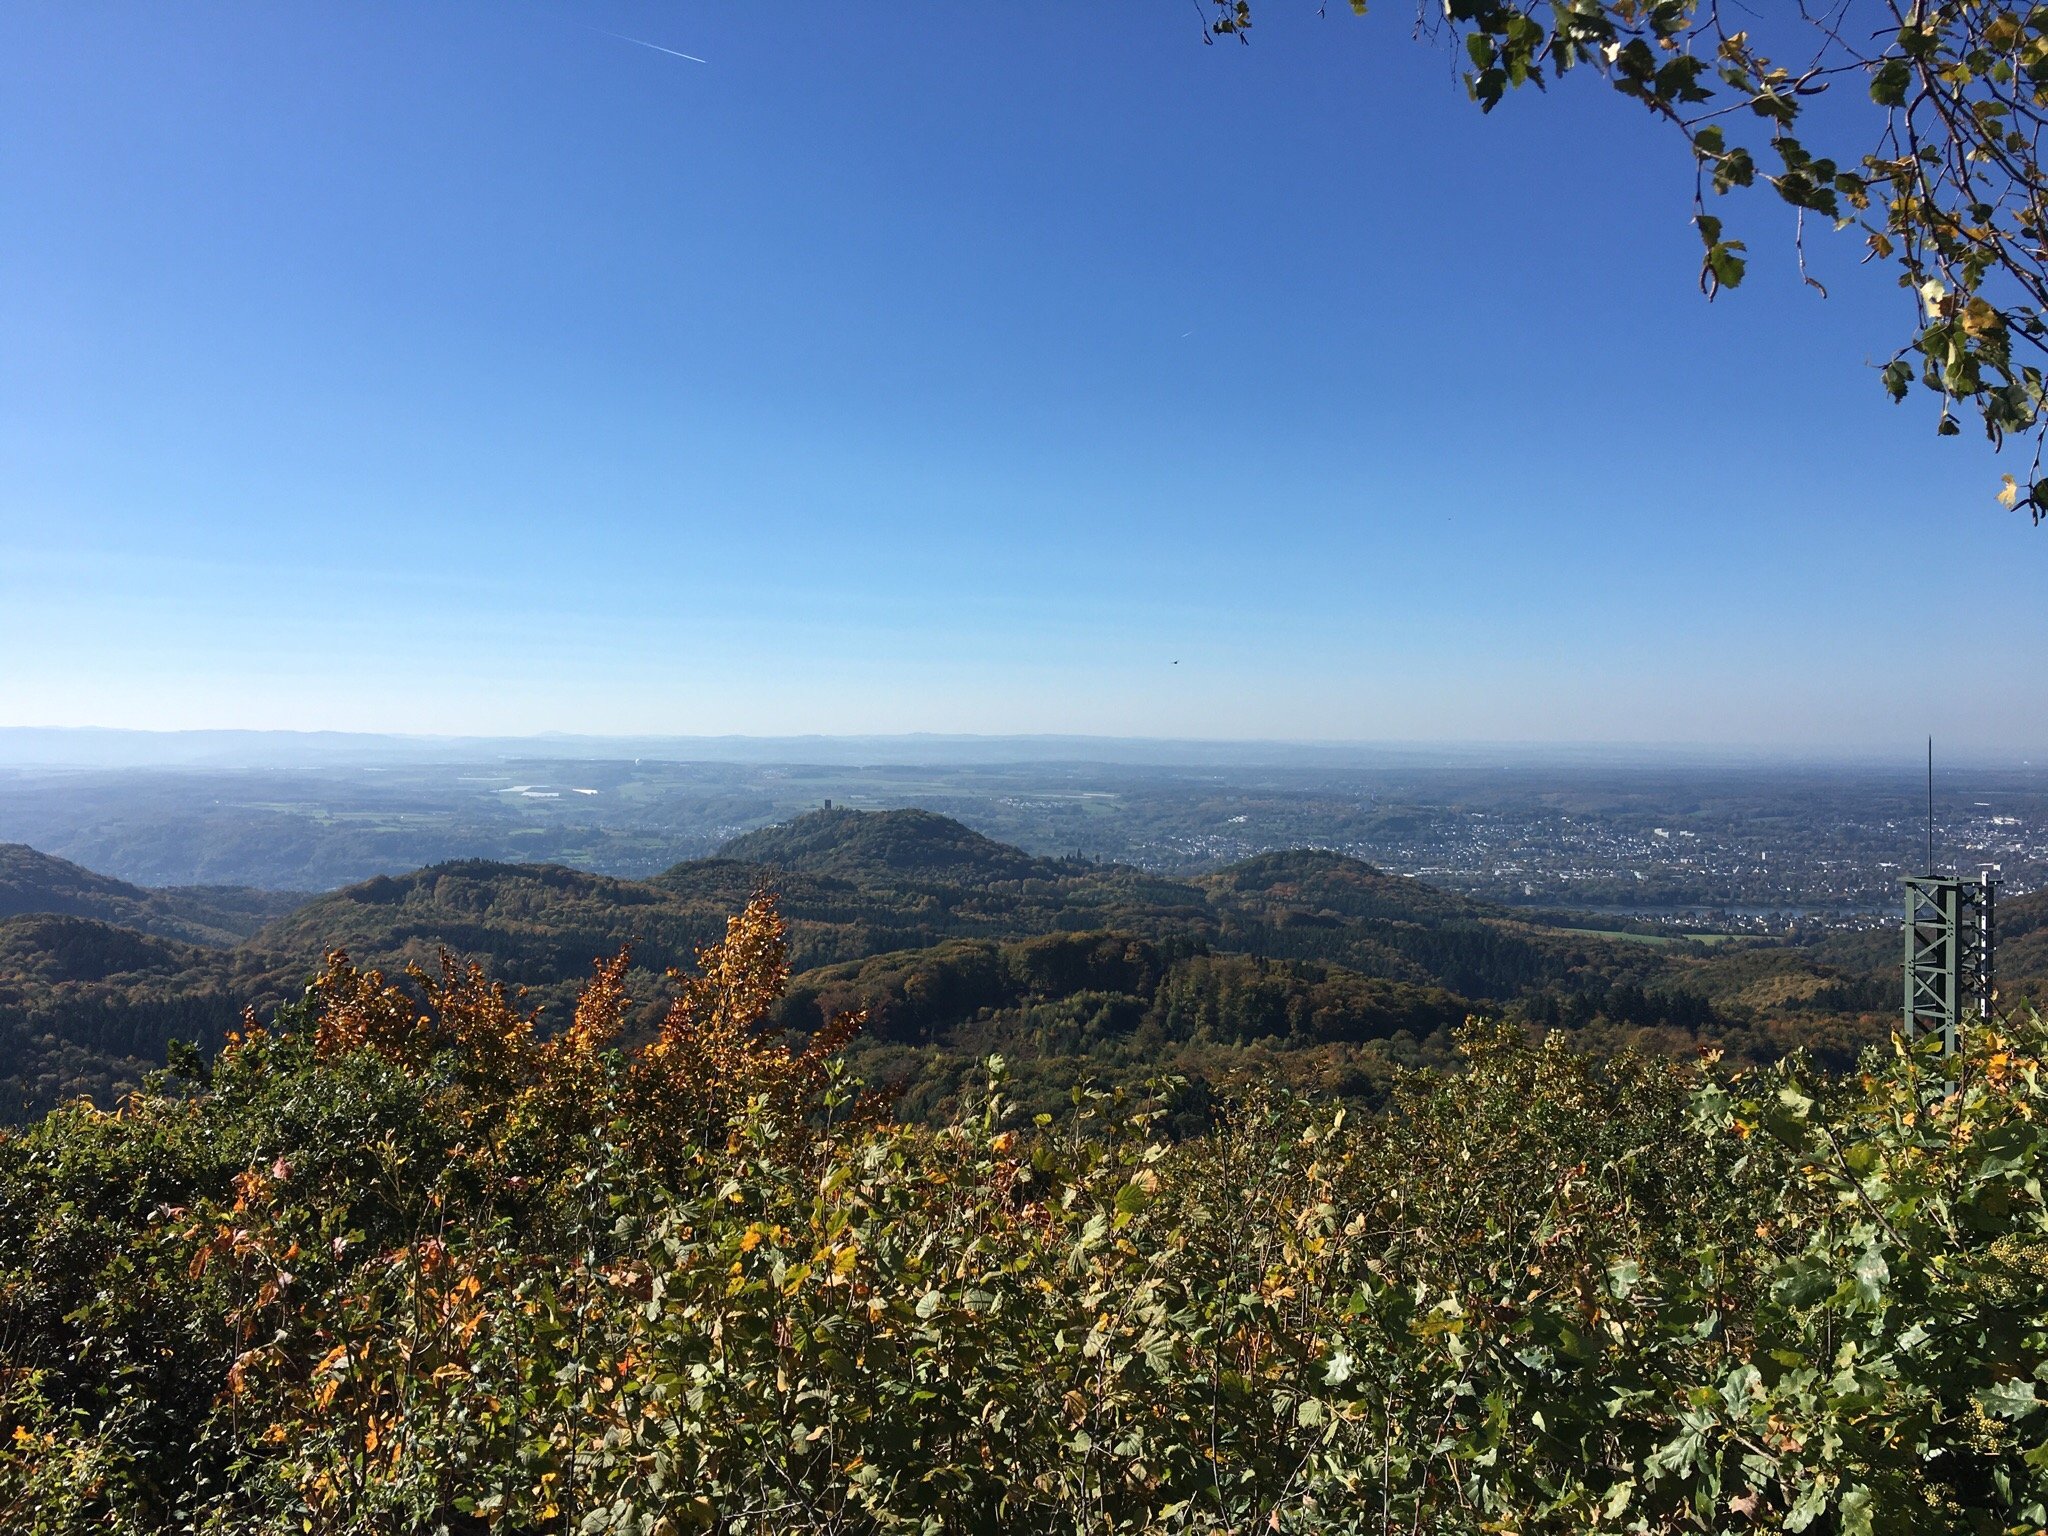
xmin=3 ymin=4 xmax=2043 ymax=752
xmin=6 ymin=4 xmax=2048 ymax=1532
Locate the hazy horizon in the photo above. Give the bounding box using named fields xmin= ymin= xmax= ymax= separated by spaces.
xmin=0 ymin=724 xmax=2038 ymax=773
xmin=3 ymin=5 xmax=2040 ymax=749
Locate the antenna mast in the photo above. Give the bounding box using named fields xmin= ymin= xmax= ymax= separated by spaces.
xmin=1927 ymin=735 xmax=1936 ymax=874
xmin=1902 ymin=736 xmax=1998 ymax=1057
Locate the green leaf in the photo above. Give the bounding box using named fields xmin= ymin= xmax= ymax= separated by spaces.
xmin=1851 ymin=1243 xmax=1888 ymax=1308
xmin=1871 ymin=56 xmax=1911 ymax=107
xmin=1977 ymin=1378 xmax=2042 ymax=1420
xmin=1838 ymin=1484 xmax=1876 ymax=1536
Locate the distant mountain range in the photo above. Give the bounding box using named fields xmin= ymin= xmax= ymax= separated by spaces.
xmin=2 ymin=808 xmax=2037 ymax=1125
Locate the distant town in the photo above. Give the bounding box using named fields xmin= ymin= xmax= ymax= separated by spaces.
xmin=2 ymin=754 xmax=2039 ymax=930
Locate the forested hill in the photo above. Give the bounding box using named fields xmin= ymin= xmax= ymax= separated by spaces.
xmin=714 ymin=805 xmax=1070 ymax=883
xmin=0 ymin=807 xmax=1994 ymax=1123
xmin=1197 ymin=847 xmax=1491 ymax=924
xmin=1999 ymin=885 xmax=2048 ymax=987
xmin=0 ymin=842 xmax=306 ymax=946
xmin=250 ymin=813 xmax=1556 ymax=1005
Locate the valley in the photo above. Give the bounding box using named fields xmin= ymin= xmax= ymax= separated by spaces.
xmin=6 ymin=756 xmax=2041 ymax=923
xmin=7 ymin=804 xmax=2026 ymax=1125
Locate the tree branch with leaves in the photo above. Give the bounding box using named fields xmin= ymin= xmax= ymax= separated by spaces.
xmin=1214 ymin=0 xmax=2048 ymax=522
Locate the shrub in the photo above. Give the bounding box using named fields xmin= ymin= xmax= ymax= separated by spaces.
xmin=2 ymin=894 xmax=2044 ymax=1533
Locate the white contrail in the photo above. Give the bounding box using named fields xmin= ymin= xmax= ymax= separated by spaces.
xmin=591 ymin=27 xmax=707 ymax=63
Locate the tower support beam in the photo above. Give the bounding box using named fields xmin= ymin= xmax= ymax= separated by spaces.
xmin=1903 ymin=875 xmax=1997 ymax=1055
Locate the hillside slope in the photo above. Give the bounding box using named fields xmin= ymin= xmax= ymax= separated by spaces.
xmin=716 ymin=806 xmax=1066 ymax=883
xmin=1998 ymin=887 xmax=2048 ymax=1005
xmin=0 ymin=808 xmax=1916 ymax=1121
xmin=0 ymin=914 xmax=260 ymax=1116
xmin=0 ymin=843 xmax=306 ymax=946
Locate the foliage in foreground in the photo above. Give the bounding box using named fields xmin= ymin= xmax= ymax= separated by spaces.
xmin=3 ymin=893 xmax=2047 ymax=1533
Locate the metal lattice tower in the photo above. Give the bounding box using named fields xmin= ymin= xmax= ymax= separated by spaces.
xmin=1903 ymin=740 xmax=1998 ymax=1058
xmin=1903 ymin=871 xmax=1997 ymax=1054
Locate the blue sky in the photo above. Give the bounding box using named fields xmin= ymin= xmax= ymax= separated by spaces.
xmin=1 ymin=2 xmax=2040 ymax=754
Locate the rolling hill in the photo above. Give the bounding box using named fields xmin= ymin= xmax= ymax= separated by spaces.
xmin=0 ymin=843 xmax=307 ymax=946
xmin=0 ymin=807 xmax=1984 ymax=1123
xmin=716 ymin=805 xmax=1064 ymax=883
